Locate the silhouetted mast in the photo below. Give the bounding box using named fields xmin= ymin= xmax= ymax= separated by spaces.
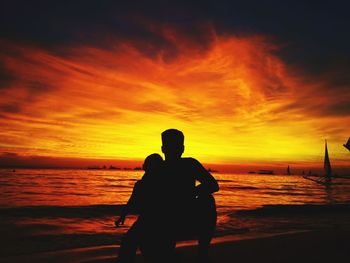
xmin=324 ymin=140 xmax=332 ymax=180
xmin=287 ymin=165 xmax=291 ymax=175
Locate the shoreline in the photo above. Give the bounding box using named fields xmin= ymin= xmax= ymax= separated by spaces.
xmin=2 ymin=229 xmax=349 ymax=263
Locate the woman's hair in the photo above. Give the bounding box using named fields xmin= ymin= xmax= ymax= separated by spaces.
xmin=143 ymin=153 xmax=163 ymax=172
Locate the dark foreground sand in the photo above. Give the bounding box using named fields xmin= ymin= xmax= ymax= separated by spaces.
xmin=2 ymin=229 xmax=349 ymax=263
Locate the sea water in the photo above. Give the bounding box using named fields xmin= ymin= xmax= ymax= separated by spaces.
xmin=1 ymin=169 xmax=350 ymax=256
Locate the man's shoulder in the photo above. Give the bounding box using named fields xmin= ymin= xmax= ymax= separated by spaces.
xmin=180 ymin=157 xmax=202 ymax=167
xmin=134 ymin=180 xmax=143 ymax=189
xmin=181 ymin=157 xmax=198 ymax=163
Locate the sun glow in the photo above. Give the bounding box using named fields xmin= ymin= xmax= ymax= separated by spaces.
xmin=0 ymin=31 xmax=349 ymax=167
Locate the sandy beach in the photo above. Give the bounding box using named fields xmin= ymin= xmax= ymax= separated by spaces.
xmin=2 ymin=229 xmax=349 ymax=263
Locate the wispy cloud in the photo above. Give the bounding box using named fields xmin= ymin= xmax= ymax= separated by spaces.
xmin=0 ymin=28 xmax=349 ymax=165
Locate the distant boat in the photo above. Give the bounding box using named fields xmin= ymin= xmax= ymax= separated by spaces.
xmin=258 ymin=170 xmax=274 ymax=175
xmin=287 ymin=165 xmax=292 ymax=175
xmin=87 ymin=166 xmax=102 ymax=170
xmin=109 ymin=165 xmax=120 ymax=170
xmin=344 ymin=137 xmax=350 ymax=151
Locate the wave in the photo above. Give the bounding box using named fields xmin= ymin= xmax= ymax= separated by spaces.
xmin=217 ymin=179 xmax=235 ymax=182
xmin=0 ymin=204 xmax=127 ymax=219
xmin=234 ymin=204 xmax=350 ymax=216
xmin=228 ymin=186 xmax=259 ymax=190
xmin=97 ymin=184 xmax=132 ymax=188
xmin=261 ymin=191 xmax=315 ymax=196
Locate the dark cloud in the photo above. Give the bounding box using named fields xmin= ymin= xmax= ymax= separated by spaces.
xmin=76 ymin=110 xmax=123 ymax=121
xmin=1 ymin=1 xmax=350 ymax=87
xmin=271 ymin=93 xmax=350 ymax=118
xmin=0 ymin=103 xmax=21 ymax=113
xmin=26 ymin=81 xmax=52 ymax=93
xmin=0 ymin=152 xmax=19 ymax=158
xmin=0 ymin=62 xmax=15 ymax=89
xmin=0 ymin=79 xmax=54 ymax=113
xmin=325 ymin=101 xmax=350 ymax=116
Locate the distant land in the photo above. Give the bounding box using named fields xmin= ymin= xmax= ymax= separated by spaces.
xmin=1 ymin=152 xmax=350 ymax=175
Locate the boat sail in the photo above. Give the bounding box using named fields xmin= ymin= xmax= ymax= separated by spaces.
xmin=303 ymin=140 xmax=333 ymax=185
xmin=344 ymin=137 xmax=350 ymax=151
xmin=324 ymin=140 xmax=332 ymax=181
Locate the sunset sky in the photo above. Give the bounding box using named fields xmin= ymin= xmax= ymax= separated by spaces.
xmin=0 ymin=1 xmax=349 ymax=171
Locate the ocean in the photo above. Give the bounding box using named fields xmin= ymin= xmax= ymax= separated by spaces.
xmin=1 ymin=169 xmax=350 ymax=257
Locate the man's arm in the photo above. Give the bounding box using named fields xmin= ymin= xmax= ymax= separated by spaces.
xmin=191 ymin=158 xmax=219 ymax=195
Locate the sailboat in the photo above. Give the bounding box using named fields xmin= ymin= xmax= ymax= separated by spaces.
xmin=344 ymin=137 xmax=350 ymax=151
xmin=324 ymin=140 xmax=332 ymax=183
xmin=287 ymin=165 xmax=292 ymax=175
xmin=303 ymin=140 xmax=332 ymax=185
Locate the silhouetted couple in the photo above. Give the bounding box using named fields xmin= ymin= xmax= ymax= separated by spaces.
xmin=115 ymin=129 xmax=219 ymax=263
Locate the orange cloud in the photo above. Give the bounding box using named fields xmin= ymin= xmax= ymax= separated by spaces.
xmin=0 ymin=31 xmax=349 ymax=168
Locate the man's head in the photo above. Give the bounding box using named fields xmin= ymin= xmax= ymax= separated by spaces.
xmin=161 ymin=129 xmax=184 ymax=160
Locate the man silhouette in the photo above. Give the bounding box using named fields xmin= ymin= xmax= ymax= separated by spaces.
xmin=157 ymin=129 xmax=219 ymax=262
xmin=116 ymin=129 xmax=219 ymax=263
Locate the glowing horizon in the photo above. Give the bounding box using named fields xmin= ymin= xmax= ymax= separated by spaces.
xmin=0 ymin=29 xmax=349 ymax=168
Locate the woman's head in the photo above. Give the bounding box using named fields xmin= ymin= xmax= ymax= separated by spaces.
xmin=143 ymin=153 xmax=163 ymax=173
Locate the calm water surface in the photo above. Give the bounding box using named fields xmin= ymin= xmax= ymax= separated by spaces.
xmin=2 ymin=169 xmax=350 ymax=208
xmin=1 ymin=169 xmax=350 ymax=255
